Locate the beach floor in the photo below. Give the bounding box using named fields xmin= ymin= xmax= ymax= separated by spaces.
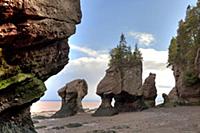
xmin=33 ymin=106 xmax=200 ymax=133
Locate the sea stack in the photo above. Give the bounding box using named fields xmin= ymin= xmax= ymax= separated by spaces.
xmin=52 ymin=79 xmax=88 ymax=118
xmin=141 ymin=73 xmax=157 ymax=108
xmin=94 ymin=34 xmax=153 ymax=116
xmin=0 ymin=0 xmax=81 ymax=132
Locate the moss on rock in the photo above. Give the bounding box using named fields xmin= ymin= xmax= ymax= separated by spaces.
xmin=15 ymin=76 xmax=46 ymax=102
xmin=0 ymin=73 xmax=33 ymax=91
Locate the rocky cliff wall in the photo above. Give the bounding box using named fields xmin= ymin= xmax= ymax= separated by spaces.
xmin=166 ymin=1 xmax=200 ymax=106
xmin=0 ymin=0 xmax=81 ymax=132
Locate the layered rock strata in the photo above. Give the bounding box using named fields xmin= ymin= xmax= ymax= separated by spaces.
xmin=0 ymin=0 xmax=81 ymax=132
xmin=94 ymin=62 xmax=146 ymax=116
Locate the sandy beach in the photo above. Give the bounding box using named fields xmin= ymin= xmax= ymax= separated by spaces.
xmin=32 ymin=106 xmax=200 ymax=133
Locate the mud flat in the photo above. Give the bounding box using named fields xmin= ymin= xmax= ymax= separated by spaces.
xmin=33 ymin=106 xmax=200 ymax=133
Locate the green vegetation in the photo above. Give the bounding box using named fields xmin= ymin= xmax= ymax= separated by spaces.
xmin=183 ymin=70 xmax=200 ymax=87
xmin=0 ymin=48 xmax=46 ymax=100
xmin=109 ymin=34 xmax=142 ymax=67
xmin=168 ymin=3 xmax=200 ymax=66
xmin=16 ymin=76 xmax=46 ymax=102
xmin=168 ymin=37 xmax=177 ymax=66
xmin=168 ymin=1 xmax=200 ymax=86
xmin=0 ymin=73 xmax=32 ymax=91
xmin=0 ymin=48 xmax=21 ymax=80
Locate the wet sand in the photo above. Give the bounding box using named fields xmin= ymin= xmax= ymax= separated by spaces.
xmin=33 ymin=106 xmax=200 ymax=133
xmin=31 ymin=101 xmax=100 ymax=113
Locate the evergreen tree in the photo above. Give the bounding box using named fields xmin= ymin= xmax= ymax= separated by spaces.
xmin=119 ymin=33 xmax=127 ymax=47
xmin=168 ymin=2 xmax=200 ymax=66
xmin=109 ymin=34 xmax=142 ymax=67
xmin=133 ymin=43 xmax=142 ymax=61
xmin=168 ymin=1 xmax=200 ymax=86
xmin=168 ymin=37 xmax=177 ymax=66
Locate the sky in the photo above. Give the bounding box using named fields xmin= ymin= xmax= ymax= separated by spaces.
xmin=42 ymin=0 xmax=197 ymax=103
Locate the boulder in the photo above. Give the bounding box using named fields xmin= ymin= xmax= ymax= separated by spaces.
xmin=0 ymin=0 xmax=81 ymax=132
xmin=52 ymin=79 xmax=88 ymax=118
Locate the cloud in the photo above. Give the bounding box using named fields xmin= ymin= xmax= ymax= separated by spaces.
xmin=44 ymin=45 xmax=175 ymax=104
xmin=44 ymin=51 xmax=109 ymax=101
xmin=144 ymin=61 xmax=166 ymax=70
xmin=70 ymin=44 xmax=99 ymax=57
xmin=70 ymin=44 xmax=107 ymax=57
xmin=128 ymin=31 xmax=155 ymax=46
xmin=141 ymin=49 xmax=168 ymax=70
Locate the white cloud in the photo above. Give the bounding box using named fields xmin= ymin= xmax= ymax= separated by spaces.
xmin=140 ymin=48 xmax=174 ymax=95
xmin=128 ymin=31 xmax=155 ymax=46
xmin=70 ymin=44 xmax=107 ymax=57
xmin=44 ymin=45 xmax=175 ymax=105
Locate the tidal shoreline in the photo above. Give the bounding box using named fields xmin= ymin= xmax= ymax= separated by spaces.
xmin=32 ymin=106 xmax=200 ymax=133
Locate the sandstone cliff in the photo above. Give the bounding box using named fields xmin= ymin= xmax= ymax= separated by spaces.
xmin=0 ymin=0 xmax=81 ymax=132
xmin=166 ymin=1 xmax=200 ymax=106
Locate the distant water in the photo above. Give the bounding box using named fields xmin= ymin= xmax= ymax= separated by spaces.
xmin=31 ymin=101 xmax=100 ymax=113
xmin=31 ymin=96 xmax=164 ymax=113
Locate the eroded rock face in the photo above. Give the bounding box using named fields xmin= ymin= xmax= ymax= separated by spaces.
xmin=96 ymin=66 xmax=122 ymax=96
xmin=165 ymin=64 xmax=200 ymax=106
xmin=0 ymin=0 xmax=81 ymax=132
xmin=141 ymin=73 xmax=157 ymax=107
xmin=52 ymin=79 xmax=88 ymax=118
xmin=92 ymin=94 xmax=118 ymax=117
xmin=93 ymin=66 xmax=120 ymax=116
xmin=166 ymin=1 xmax=200 ymax=106
xmin=94 ymin=62 xmax=145 ymax=116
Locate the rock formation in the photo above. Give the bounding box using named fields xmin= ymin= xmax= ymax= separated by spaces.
xmin=92 ymin=66 xmax=120 ymax=116
xmin=94 ymin=64 xmax=158 ymax=116
xmin=94 ymin=63 xmax=144 ymax=116
xmin=52 ymin=79 xmax=88 ymax=118
xmin=113 ymin=62 xmax=145 ymax=112
xmin=166 ymin=1 xmax=200 ymax=106
xmin=0 ymin=0 xmax=81 ymax=132
xmin=141 ymin=73 xmax=157 ymax=107
xmin=94 ymin=34 xmax=159 ymax=116
xmin=165 ymin=65 xmax=200 ymax=106
xmin=93 ymin=35 xmax=154 ymax=116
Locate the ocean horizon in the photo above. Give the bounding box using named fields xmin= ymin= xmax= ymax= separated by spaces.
xmin=31 ymin=96 xmax=164 ymax=113
xmin=31 ymin=101 xmax=101 ymax=113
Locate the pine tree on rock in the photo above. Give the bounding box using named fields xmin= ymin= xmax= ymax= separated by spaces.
xmin=109 ymin=34 xmax=142 ymax=67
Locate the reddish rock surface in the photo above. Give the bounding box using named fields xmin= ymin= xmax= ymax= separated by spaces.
xmin=0 ymin=0 xmax=81 ymax=132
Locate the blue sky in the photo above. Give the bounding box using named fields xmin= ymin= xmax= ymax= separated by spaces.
xmin=42 ymin=0 xmax=197 ymax=102
xmin=70 ymin=0 xmax=196 ymax=51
